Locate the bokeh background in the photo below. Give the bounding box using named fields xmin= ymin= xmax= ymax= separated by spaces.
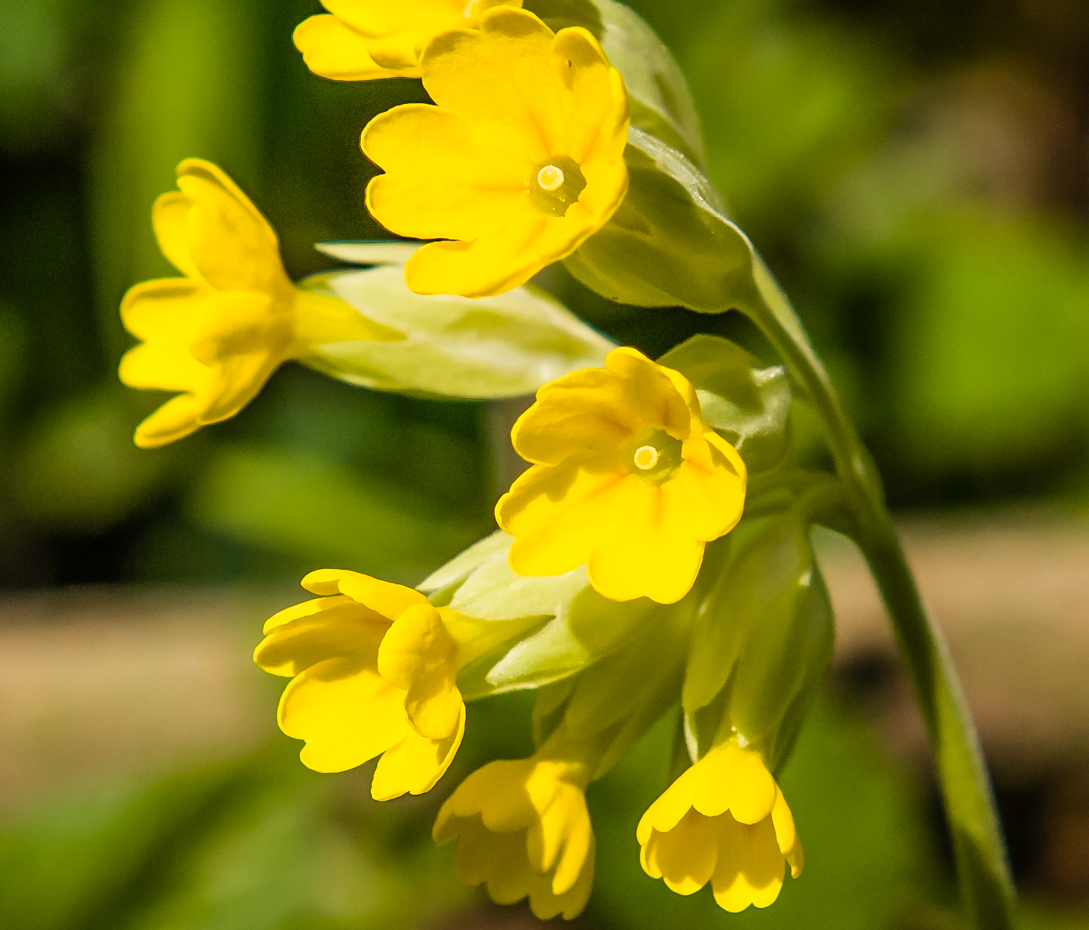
xmin=1 ymin=0 xmax=1088 ymax=927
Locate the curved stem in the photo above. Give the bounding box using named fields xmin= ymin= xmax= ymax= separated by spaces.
xmin=739 ymin=257 xmax=1014 ymax=929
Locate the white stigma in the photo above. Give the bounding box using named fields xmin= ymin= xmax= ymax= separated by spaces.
xmin=633 ymin=445 xmax=660 ymax=470
xmin=537 ymin=165 xmax=565 ymax=192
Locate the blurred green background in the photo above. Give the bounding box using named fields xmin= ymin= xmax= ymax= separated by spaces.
xmin=0 ymin=0 xmax=1087 ymax=927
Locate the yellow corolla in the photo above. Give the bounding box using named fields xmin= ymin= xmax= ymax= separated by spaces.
xmin=119 ymin=159 xmax=398 ymax=448
xmin=294 ymin=0 xmax=521 ymax=81
xmin=637 ymin=739 xmax=803 ymax=912
xmin=433 ymin=731 xmax=596 ymax=920
xmin=361 ymin=6 xmax=630 ymax=297
xmin=495 ymin=347 xmax=747 ymax=604
xmin=254 ymin=569 xmax=465 ymax=801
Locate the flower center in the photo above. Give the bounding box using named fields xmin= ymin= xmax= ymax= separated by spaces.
xmin=633 ymin=445 xmax=659 ymax=470
xmin=537 ymin=165 xmax=564 ymax=191
xmin=529 ymin=156 xmax=587 ymax=217
xmin=625 ymin=429 xmax=684 ymax=484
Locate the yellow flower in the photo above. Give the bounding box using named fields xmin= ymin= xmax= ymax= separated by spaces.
xmin=495 ymin=347 xmax=747 ymax=604
xmin=361 ymin=6 xmax=630 ymax=298
xmin=432 ymin=730 xmax=596 ymax=920
xmin=637 ymin=739 xmax=803 ymax=912
xmin=119 ymin=159 xmax=398 ymax=448
xmin=294 ymin=0 xmax=521 ymax=81
xmin=254 ymin=569 xmax=465 ymax=801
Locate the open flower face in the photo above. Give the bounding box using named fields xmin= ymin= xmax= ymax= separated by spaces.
xmin=254 ymin=569 xmax=465 ymax=801
xmin=433 ymin=750 xmax=595 ymax=920
xmin=294 ymin=0 xmax=522 ymax=81
xmin=637 ymin=740 xmax=803 ymax=912
xmin=361 ymin=7 xmax=630 ymax=297
xmin=119 ymin=159 xmax=393 ymax=448
xmin=495 ymin=347 xmax=747 ymax=604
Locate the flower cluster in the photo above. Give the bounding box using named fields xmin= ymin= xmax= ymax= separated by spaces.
xmin=118 ymin=1 xmax=842 ymax=922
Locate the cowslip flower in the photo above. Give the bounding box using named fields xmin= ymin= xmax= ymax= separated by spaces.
xmin=294 ymin=0 xmax=521 ymax=81
xmin=361 ymin=6 xmax=630 ymax=297
xmin=254 ymin=569 xmax=465 ymax=800
xmin=495 ymin=346 xmax=747 ymax=604
xmin=119 ymin=159 xmax=399 ymax=448
xmin=432 ymin=728 xmax=596 ymax=920
xmin=637 ymin=739 xmax=803 ymax=912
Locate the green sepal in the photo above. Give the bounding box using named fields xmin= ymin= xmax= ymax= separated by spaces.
xmin=298 ymin=264 xmax=613 ymax=399
xmin=424 ymin=532 xmax=656 ymax=700
xmin=564 ymin=129 xmax=755 ymax=312
xmin=658 ymin=334 xmax=792 ymax=473
xmin=683 ymin=514 xmax=834 ymax=768
xmin=525 ymin=0 xmax=706 ymax=166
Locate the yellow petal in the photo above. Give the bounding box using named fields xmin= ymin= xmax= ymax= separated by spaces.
xmin=181 ymin=181 xmax=286 ymax=295
xmin=770 ymin=786 xmax=804 ymax=876
xmin=293 ymin=14 xmax=401 ymax=81
xmin=723 ymin=750 xmax=778 ymax=826
xmin=371 ymin=702 xmax=465 ymax=799
xmin=663 ymin=443 xmax=746 ymax=543
xmin=324 ymin=0 xmax=461 ymax=40
xmin=551 ymin=29 xmax=629 ymax=166
xmin=401 ymin=210 xmax=559 ymax=297
xmin=653 ymin=810 xmax=718 ymax=895
xmin=606 ymin=347 xmax=694 ymax=440
xmin=377 ymin=603 xmax=462 ymax=739
xmin=119 ymin=343 xmax=207 ymax=393
xmin=302 ymin=569 xmax=429 ymax=620
xmin=420 ymin=9 xmax=565 ymax=165
xmin=120 ymin=277 xmax=208 ymax=343
xmin=509 ymin=366 xmax=638 ymax=466
xmin=501 ymin=460 xmax=629 ymax=578
xmin=254 ymin=598 xmax=387 ymax=677
xmin=637 ymin=765 xmax=700 ymax=843
xmin=132 ymin=393 xmax=205 ymax=449
xmin=585 ymin=482 xmax=705 ymax=603
xmin=152 ymin=192 xmax=201 ymax=281
xmin=279 ymin=657 xmax=407 ymax=773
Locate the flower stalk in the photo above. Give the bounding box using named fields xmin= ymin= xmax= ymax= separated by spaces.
xmin=738 ymin=253 xmax=1015 ymax=930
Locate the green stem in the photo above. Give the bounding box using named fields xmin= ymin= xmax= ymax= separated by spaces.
xmin=740 ymin=257 xmax=1014 ymax=929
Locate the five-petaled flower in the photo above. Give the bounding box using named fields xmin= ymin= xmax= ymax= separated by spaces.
xmin=119 ymin=159 xmax=399 ymax=448
xmin=433 ymin=727 xmax=597 ymax=920
xmin=254 ymin=569 xmax=465 ymax=800
xmin=637 ymin=739 xmax=803 ymax=912
xmin=294 ymin=0 xmax=522 ymax=81
xmin=495 ymin=346 xmax=748 ymax=604
xmin=361 ymin=6 xmax=630 ymax=297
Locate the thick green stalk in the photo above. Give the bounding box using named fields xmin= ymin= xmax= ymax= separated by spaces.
xmin=739 ymin=258 xmax=1014 ymax=929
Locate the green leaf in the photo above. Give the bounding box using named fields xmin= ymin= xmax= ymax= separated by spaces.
xmin=658 ymin=333 xmax=792 ymax=473
xmin=300 ymin=265 xmax=613 ymax=399
xmin=564 ymin=128 xmax=757 ymax=312
xmin=524 ymin=0 xmax=706 ymax=165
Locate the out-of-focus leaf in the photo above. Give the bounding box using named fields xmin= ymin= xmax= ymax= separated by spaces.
xmin=886 ymin=212 xmax=1089 ymax=477
xmin=9 ymin=385 xmax=171 ymax=531
xmin=187 ymin=443 xmax=480 ymax=582
xmin=90 ymin=0 xmax=265 ymax=361
xmin=301 ymin=265 xmax=614 ymax=399
xmin=525 ymin=0 xmax=706 ymax=165
xmin=0 ymin=757 xmax=257 ymax=930
xmin=659 ymin=333 xmax=792 ymax=472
